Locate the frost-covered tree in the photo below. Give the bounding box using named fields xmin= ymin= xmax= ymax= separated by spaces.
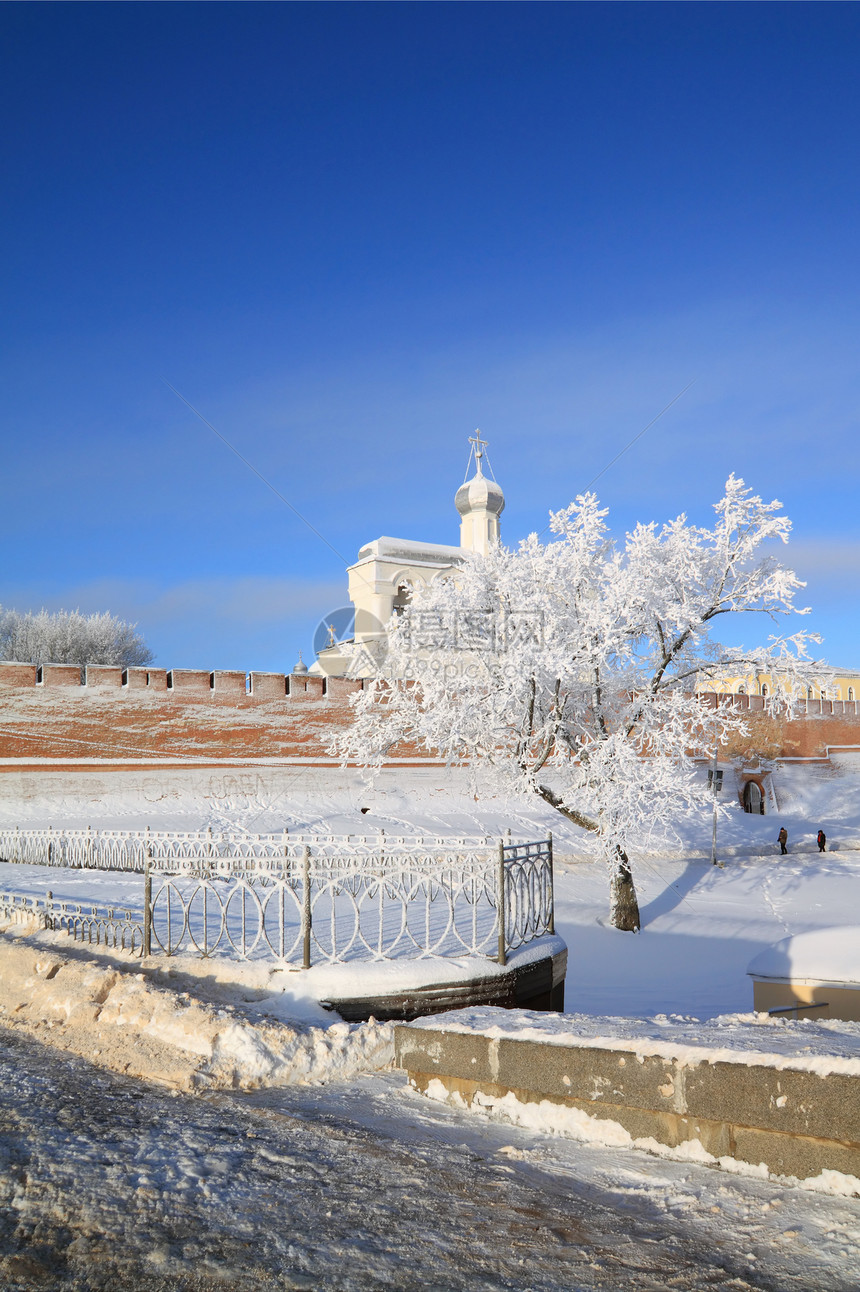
xmin=335 ymin=476 xmax=822 ymax=932
xmin=0 ymin=607 xmax=153 ymax=668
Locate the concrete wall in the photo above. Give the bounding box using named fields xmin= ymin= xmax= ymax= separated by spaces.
xmin=395 ymin=1023 xmax=860 ymax=1183
xmin=325 ymin=943 xmax=566 ymax=1023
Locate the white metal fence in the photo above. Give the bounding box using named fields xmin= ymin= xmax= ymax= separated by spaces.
xmin=0 ymin=889 xmax=144 ymax=954
xmin=0 ymin=829 xmax=554 ymax=968
xmin=0 ymin=826 xmax=499 ymax=872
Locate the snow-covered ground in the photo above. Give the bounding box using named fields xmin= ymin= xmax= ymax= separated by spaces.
xmin=2 ymin=1026 xmax=859 ymax=1291
xmin=2 ymin=761 xmax=860 ymax=1284
xmin=2 ymin=759 xmax=860 ymax=1084
xmin=554 ymin=848 xmax=860 ymax=1020
xmin=1 ymin=757 xmax=856 ymax=859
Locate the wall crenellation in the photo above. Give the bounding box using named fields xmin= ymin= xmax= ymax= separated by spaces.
xmin=0 ymin=661 xmax=368 ymax=703
xmin=2 ymin=661 xmax=860 ymax=768
xmin=1 ymin=661 xmax=859 ymax=721
xmin=698 ymin=689 xmax=860 ymax=720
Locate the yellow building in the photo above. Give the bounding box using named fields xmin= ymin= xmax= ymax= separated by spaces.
xmin=703 ymin=668 xmax=860 ymax=703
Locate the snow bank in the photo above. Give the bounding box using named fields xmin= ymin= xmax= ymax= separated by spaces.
xmin=0 ymin=924 xmax=394 ymax=1091
xmin=747 ymin=926 xmax=860 ymax=984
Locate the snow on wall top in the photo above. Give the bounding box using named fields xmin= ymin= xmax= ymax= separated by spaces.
xmin=413 ymin=1006 xmax=860 ymax=1075
xmin=747 ymin=927 xmax=860 ymax=986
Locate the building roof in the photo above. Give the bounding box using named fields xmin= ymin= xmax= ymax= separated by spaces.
xmin=354 ymin=536 xmax=465 ymax=568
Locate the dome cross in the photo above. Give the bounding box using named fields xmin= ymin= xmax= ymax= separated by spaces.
xmin=468 ymin=430 xmax=488 ymax=476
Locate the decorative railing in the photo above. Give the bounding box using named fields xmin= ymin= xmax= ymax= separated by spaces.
xmin=0 ymin=889 xmax=144 ymax=954
xmin=0 ymin=826 xmax=498 ymax=873
xmin=502 ymin=838 xmax=556 ymax=956
xmin=0 ymin=831 xmax=554 ymax=968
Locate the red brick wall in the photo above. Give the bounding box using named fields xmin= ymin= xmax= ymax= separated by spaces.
xmin=123 ymin=667 xmax=169 ymax=691
xmin=0 ymin=668 xmax=418 ymax=763
xmin=39 ymin=664 xmax=81 ymax=687
xmin=0 ymin=662 xmax=36 ymax=687
xmin=698 ymin=693 xmax=860 ymax=760
xmin=249 ymin=672 xmax=286 ymax=700
xmin=0 ymin=672 xmax=857 ymax=767
xmin=166 ymin=669 xmax=211 ymax=696
xmin=326 ymin=677 xmax=364 ymax=699
xmin=211 ymin=670 xmax=246 ymax=699
xmin=286 ymin=675 xmax=325 ymax=700
xmin=84 ymin=666 xmax=123 ymax=688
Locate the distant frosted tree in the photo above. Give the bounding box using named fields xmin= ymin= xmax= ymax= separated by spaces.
xmin=0 ymin=607 xmax=153 ymax=668
xmin=336 ymin=476 xmax=822 ymax=932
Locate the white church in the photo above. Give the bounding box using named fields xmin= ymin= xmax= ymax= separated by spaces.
xmin=310 ymin=434 xmax=505 ymax=677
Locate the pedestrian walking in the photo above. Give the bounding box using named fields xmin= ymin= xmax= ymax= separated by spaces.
xmin=778 ymin=826 xmax=788 ymax=856
xmin=817 ymin=829 xmax=826 ymax=853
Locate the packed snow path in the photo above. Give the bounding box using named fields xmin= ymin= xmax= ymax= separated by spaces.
xmin=1 ymin=1029 xmax=857 ymax=1291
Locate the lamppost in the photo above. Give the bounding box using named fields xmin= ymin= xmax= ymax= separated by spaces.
xmin=708 ymin=723 xmax=724 ymax=866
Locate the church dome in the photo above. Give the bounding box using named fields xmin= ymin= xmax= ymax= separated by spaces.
xmin=292 ymin=652 xmax=308 ymax=675
xmin=455 ymin=464 xmax=505 ymax=517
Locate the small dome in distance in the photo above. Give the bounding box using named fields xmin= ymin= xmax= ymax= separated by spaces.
xmin=292 ymin=651 xmax=308 ymax=676
xmin=455 ymin=432 xmax=505 ymax=517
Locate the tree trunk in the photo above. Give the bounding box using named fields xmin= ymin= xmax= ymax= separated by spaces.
xmin=609 ymin=846 xmax=640 ymax=932
xmin=536 ymin=783 xmax=641 ymax=932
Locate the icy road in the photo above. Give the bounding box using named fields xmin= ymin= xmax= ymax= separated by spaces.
xmin=1 ymin=1028 xmax=857 ymax=1291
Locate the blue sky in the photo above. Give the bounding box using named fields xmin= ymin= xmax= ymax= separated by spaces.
xmin=2 ymin=3 xmax=859 ymax=670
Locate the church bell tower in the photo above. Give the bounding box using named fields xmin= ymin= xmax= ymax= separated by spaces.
xmin=455 ymin=431 xmax=505 ymax=556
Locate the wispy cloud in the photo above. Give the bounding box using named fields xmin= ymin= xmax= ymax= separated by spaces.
xmin=1 ymin=575 xmax=344 ymax=623
xmin=5 ymin=294 xmax=860 ymax=670
xmin=211 ymin=292 xmax=860 ymax=540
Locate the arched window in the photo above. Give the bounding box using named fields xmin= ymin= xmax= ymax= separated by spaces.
xmin=849 ymin=687 xmax=855 ymax=702
xmin=736 ymin=683 xmax=746 ymax=695
xmin=761 ymin=683 xmax=769 ymax=699
xmin=393 ymin=582 xmax=413 ymax=616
